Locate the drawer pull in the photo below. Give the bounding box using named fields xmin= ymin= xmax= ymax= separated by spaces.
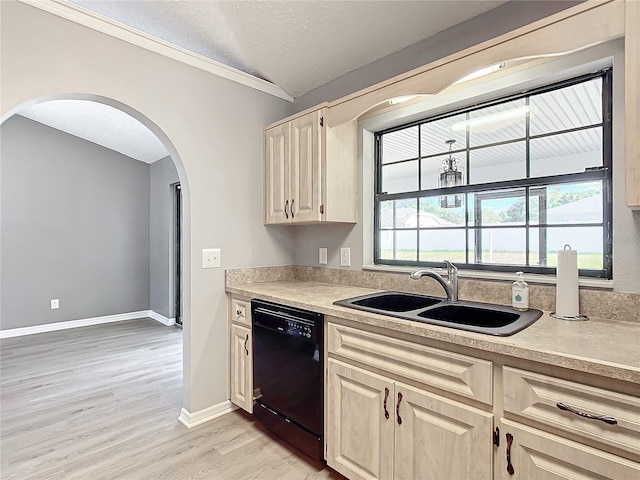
xmin=506 ymin=432 xmax=515 ymax=476
xmin=556 ymin=402 xmax=618 ymax=425
xmin=396 ymin=392 xmax=403 ymax=425
xmin=236 ymin=309 xmax=243 ymax=317
xmin=383 ymin=387 xmax=390 ymax=419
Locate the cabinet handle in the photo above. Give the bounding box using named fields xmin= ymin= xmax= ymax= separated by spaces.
xmin=383 ymin=387 xmax=390 ymax=419
xmin=244 ymin=334 xmax=249 ymax=355
xmin=506 ymin=432 xmax=515 ymax=476
xmin=396 ymin=392 xmax=403 ymax=425
xmin=556 ymin=402 xmax=618 ymax=425
xmin=291 ymin=198 xmax=295 ymax=219
xmin=284 ymin=200 xmax=289 ymax=219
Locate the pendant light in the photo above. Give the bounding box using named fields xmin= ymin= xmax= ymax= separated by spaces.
xmin=439 ymin=139 xmax=464 ymax=208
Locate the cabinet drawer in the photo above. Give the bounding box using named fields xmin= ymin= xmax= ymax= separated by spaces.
xmin=328 ymin=322 xmax=492 ymax=405
xmin=231 ymin=298 xmax=251 ymax=327
xmin=503 ymin=366 xmax=640 ymax=458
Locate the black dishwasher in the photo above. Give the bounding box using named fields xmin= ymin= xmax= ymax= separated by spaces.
xmin=251 ymin=299 xmax=324 ymax=461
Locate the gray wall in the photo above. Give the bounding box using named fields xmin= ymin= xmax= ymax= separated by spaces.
xmin=150 ymin=155 xmax=179 ymax=319
xmin=293 ymin=1 xmax=583 ymax=111
xmin=1 ymin=115 xmax=151 ymax=329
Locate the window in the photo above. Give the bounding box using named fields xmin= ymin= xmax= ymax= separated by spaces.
xmin=374 ymin=70 xmax=612 ymax=278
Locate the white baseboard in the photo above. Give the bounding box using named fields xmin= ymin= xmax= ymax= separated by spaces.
xmin=1 ymin=310 xmax=174 ymax=339
xmin=178 ymin=401 xmax=237 ymax=429
xmin=148 ymin=310 xmax=176 ymax=326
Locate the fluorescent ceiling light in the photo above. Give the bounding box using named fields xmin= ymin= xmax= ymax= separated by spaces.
xmin=388 ymin=95 xmax=418 ymax=105
xmin=450 ymin=105 xmax=530 ymax=132
xmin=453 ymin=62 xmax=506 ymax=85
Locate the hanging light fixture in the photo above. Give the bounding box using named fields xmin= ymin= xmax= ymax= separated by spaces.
xmin=439 ymin=139 xmax=464 ymax=208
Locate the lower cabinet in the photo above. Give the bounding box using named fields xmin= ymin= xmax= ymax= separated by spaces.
xmin=327 ymin=358 xmax=493 ymax=480
xmin=498 ymin=419 xmax=640 ymax=480
xmin=230 ymin=323 xmax=252 ymax=413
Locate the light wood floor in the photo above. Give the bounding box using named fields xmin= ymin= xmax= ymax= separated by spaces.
xmin=0 ymin=319 xmax=341 ymax=480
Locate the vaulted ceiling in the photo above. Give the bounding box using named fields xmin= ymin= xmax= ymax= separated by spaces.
xmin=69 ymin=0 xmax=508 ymax=98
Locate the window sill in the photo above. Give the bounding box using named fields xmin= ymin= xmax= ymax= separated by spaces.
xmin=362 ymin=264 xmax=614 ymax=290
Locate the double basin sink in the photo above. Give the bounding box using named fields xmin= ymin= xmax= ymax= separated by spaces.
xmin=334 ymin=292 xmax=542 ymax=336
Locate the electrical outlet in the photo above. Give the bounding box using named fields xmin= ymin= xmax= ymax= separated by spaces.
xmin=51 ymin=299 xmax=59 ymax=309
xmin=319 ymin=247 xmax=328 ymax=265
xmin=340 ymin=247 xmax=351 ymax=267
xmin=202 ymin=248 xmax=221 ymax=268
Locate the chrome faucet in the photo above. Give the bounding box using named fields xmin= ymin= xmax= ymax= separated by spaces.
xmin=410 ymin=260 xmax=458 ymax=302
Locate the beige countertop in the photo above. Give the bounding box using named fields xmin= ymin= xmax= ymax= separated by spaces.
xmin=227 ymin=280 xmax=640 ymax=384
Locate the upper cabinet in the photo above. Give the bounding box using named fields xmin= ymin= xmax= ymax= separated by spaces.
xmin=264 ymin=107 xmax=357 ymax=225
xmin=625 ymin=0 xmax=640 ymax=209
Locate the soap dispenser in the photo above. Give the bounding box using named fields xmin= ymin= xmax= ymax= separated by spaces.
xmin=512 ymin=271 xmax=529 ymax=312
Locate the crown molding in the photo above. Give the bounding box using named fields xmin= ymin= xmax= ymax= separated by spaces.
xmin=18 ymin=0 xmax=294 ymax=102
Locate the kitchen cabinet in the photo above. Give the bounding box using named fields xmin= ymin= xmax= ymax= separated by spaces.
xmin=497 ymin=365 xmax=640 ymax=479
xmin=264 ymin=107 xmax=357 ymax=224
xmin=229 ymin=297 xmax=252 ymax=413
xmin=498 ymin=419 xmax=640 ymax=479
xmin=326 ymin=322 xmax=494 ymax=480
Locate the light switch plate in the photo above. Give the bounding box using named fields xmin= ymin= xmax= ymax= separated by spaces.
xmin=340 ymin=247 xmax=351 ymax=267
xmin=319 ymin=247 xmax=328 ymax=265
xmin=202 ymin=248 xmax=221 ymax=268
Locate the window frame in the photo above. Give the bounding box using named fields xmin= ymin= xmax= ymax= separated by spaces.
xmin=373 ymin=69 xmax=613 ymax=279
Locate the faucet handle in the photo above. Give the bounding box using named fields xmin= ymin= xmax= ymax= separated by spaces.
xmin=443 ymin=260 xmax=458 ymax=278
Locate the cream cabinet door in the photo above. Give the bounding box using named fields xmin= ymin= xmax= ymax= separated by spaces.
xmin=394 ymin=382 xmax=493 ymax=480
xmin=289 ymin=110 xmax=321 ymax=223
xmin=264 ymin=122 xmax=289 ymax=224
xmin=327 ymin=359 xmax=395 ymax=480
xmin=230 ymin=324 xmax=252 ymax=413
xmin=499 ymin=419 xmax=640 ymax=480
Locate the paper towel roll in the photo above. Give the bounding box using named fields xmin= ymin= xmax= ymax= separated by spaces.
xmin=556 ymin=245 xmax=579 ymax=317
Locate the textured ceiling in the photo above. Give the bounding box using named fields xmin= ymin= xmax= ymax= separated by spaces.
xmin=69 ymin=0 xmax=508 ymax=98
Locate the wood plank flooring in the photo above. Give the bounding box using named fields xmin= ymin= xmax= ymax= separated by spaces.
xmin=0 ymin=319 xmax=341 ymax=480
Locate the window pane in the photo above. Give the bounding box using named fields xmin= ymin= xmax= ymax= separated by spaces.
xmin=468 ymin=99 xmax=527 ymax=147
xmin=421 ymin=113 xmax=467 ymax=156
xmin=469 ymin=141 xmax=525 ymax=184
xmin=379 ymin=200 xmax=394 ymax=228
xmin=473 ymin=188 xmax=526 ymax=226
xmin=382 ymin=126 xmax=418 ymax=163
xmin=530 ymin=127 xmax=602 ymax=177
xmin=532 ymin=181 xmax=603 ymax=225
xmin=421 ymin=153 xmax=467 ymax=190
xmin=530 ymin=78 xmax=602 ymax=136
xmin=394 ymin=199 xmax=418 ymax=228
xmin=382 ymin=160 xmax=418 ymax=194
xmin=469 ymin=228 xmax=526 ymax=265
xmin=379 ymin=231 xmax=394 ymax=260
xmin=532 ymin=226 xmax=603 ymax=270
xmin=419 ymin=229 xmax=466 ymax=263
xmin=395 ymin=231 xmax=417 ymax=261
xmin=419 ymin=196 xmax=466 ymax=227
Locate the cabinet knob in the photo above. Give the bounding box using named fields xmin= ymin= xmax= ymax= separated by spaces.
xmin=236 ymin=309 xmax=242 ymax=316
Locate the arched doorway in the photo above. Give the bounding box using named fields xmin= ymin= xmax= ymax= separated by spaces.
xmin=0 ymin=92 xmax=190 ymax=396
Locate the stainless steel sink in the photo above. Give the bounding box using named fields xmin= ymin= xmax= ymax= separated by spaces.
xmin=334 ymin=292 xmax=542 ymax=336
